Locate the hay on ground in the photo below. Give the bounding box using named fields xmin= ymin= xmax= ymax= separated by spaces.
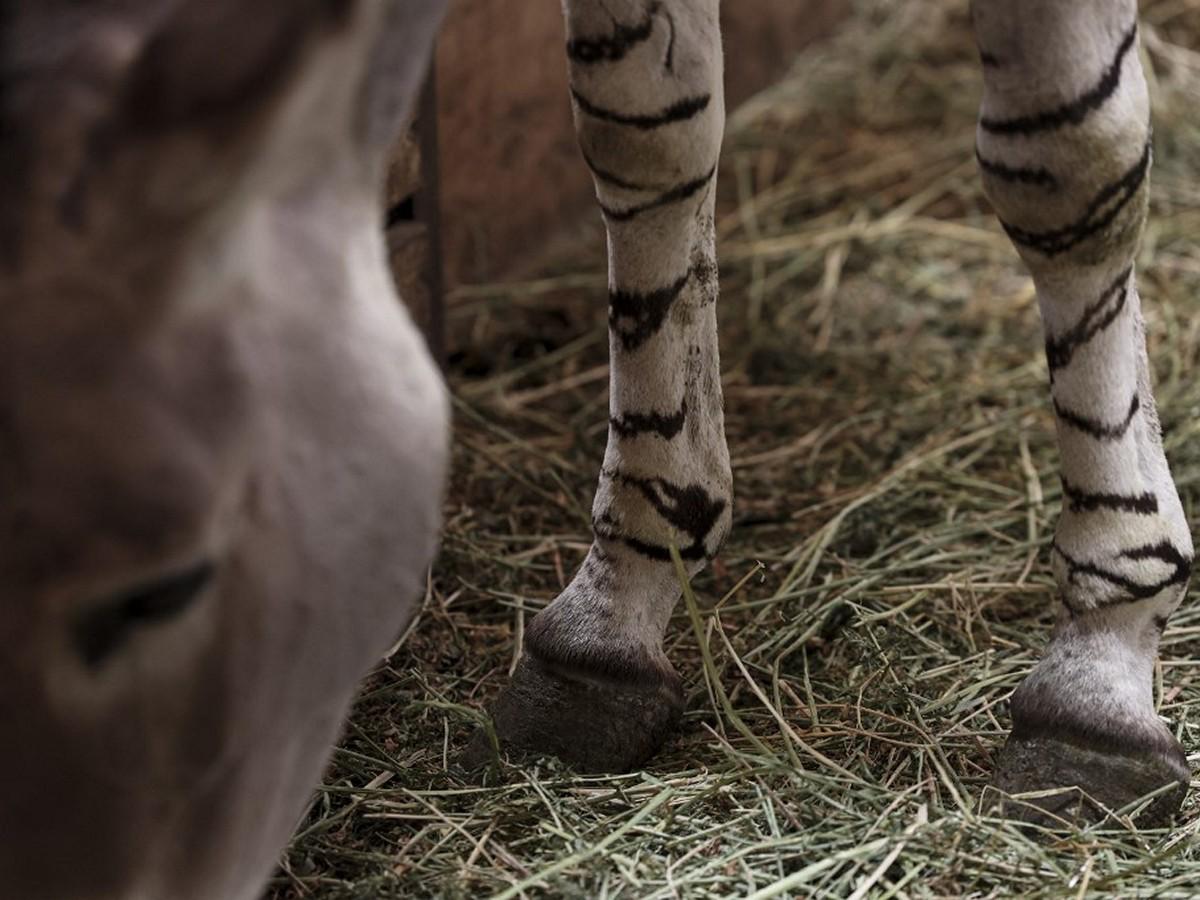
xmin=269 ymin=2 xmax=1200 ymax=897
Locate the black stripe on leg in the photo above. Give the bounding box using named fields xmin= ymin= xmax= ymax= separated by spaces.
xmin=1054 ymin=540 xmax=1193 ymax=603
xmin=1121 ymin=539 xmax=1193 ymax=570
xmin=591 ymin=516 xmax=709 ymax=562
xmin=1061 ymin=477 xmax=1158 ymax=515
xmin=599 ymin=165 xmax=716 ymax=222
xmin=1045 ymin=267 xmax=1132 ymax=371
xmin=595 ymin=468 xmax=728 ymax=562
xmin=975 ymin=148 xmax=1059 ymax=189
xmin=581 ymin=147 xmax=653 ymax=192
xmin=1054 ymin=393 xmax=1139 ymax=441
xmin=571 ymin=87 xmax=711 ymax=130
xmin=617 ymin=533 xmax=707 ymax=562
xmin=611 ymin=398 xmax=687 ymax=440
xmin=980 ymin=22 xmax=1138 ymax=136
xmin=1000 ymin=139 xmax=1150 ymax=258
xmin=609 ymin=266 xmax=693 ymax=352
xmin=602 ymin=468 xmax=728 ymax=549
xmin=567 ymin=2 xmax=660 ymax=64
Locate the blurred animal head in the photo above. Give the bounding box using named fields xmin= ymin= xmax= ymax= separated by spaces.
xmin=0 ymin=2 xmax=449 ymax=898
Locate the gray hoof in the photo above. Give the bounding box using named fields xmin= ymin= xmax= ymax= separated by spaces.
xmin=461 ymin=652 xmax=684 ymax=774
xmin=989 ymin=733 xmax=1189 ymax=827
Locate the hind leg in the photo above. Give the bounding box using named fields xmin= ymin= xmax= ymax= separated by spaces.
xmin=973 ymin=0 xmax=1192 ymax=823
xmin=466 ymin=0 xmax=730 ymax=772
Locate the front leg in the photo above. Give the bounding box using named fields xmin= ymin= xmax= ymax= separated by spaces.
xmin=973 ymin=0 xmax=1193 ymax=823
xmin=466 ymin=0 xmax=731 ymax=772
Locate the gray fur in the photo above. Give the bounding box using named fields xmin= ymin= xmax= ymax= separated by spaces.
xmin=1 ymin=3 xmax=448 ymax=899
xmin=2 ymin=2 xmax=1194 ymax=898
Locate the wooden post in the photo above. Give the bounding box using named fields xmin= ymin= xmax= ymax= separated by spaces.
xmin=385 ymin=66 xmax=445 ymax=366
xmin=415 ymin=70 xmax=444 ymax=367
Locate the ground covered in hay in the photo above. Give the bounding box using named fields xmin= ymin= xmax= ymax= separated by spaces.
xmin=268 ymin=3 xmax=1200 ymax=897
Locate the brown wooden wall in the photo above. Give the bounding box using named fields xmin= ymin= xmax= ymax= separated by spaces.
xmin=393 ymin=0 xmax=850 ymax=295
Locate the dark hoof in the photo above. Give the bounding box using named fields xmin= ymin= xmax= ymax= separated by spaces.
xmin=989 ymin=733 xmax=1189 ymax=828
xmin=460 ymin=652 xmax=684 ymax=774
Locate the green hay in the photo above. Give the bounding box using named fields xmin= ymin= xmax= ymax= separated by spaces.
xmin=268 ymin=1 xmax=1200 ymax=896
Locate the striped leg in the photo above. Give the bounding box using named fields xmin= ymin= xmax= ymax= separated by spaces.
xmin=467 ymin=0 xmax=730 ymax=772
xmin=973 ymin=0 xmax=1193 ymax=823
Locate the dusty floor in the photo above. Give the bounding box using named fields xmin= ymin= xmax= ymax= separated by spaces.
xmin=269 ymin=2 xmax=1200 ymax=897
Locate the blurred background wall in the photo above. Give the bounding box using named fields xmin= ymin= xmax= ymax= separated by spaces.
xmin=389 ymin=0 xmax=851 ymax=323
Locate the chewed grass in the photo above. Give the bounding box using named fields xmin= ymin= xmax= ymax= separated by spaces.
xmin=268 ymin=2 xmax=1200 ymax=897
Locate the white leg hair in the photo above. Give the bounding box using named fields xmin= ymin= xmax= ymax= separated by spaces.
xmin=973 ymin=0 xmax=1192 ymax=822
xmin=468 ymin=0 xmax=732 ymax=771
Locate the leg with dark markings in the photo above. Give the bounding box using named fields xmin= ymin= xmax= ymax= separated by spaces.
xmin=973 ymin=0 xmax=1193 ymax=824
xmin=464 ymin=0 xmax=730 ymax=773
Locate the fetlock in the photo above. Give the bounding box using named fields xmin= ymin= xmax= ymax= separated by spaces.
xmin=462 ymin=651 xmax=684 ymax=774
xmin=992 ymin=606 xmax=1190 ymax=825
xmin=461 ymin=548 xmax=687 ymax=774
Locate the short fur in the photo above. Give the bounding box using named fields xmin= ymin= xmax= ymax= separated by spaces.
xmin=0 ymin=1 xmax=1191 ymax=898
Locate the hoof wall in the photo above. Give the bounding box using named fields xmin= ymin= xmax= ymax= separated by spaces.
xmin=989 ymin=733 xmax=1189 ymax=828
xmin=461 ymin=653 xmax=683 ymax=774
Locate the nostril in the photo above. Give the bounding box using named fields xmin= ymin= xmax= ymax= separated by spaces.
xmin=72 ymin=561 xmax=216 ymax=669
